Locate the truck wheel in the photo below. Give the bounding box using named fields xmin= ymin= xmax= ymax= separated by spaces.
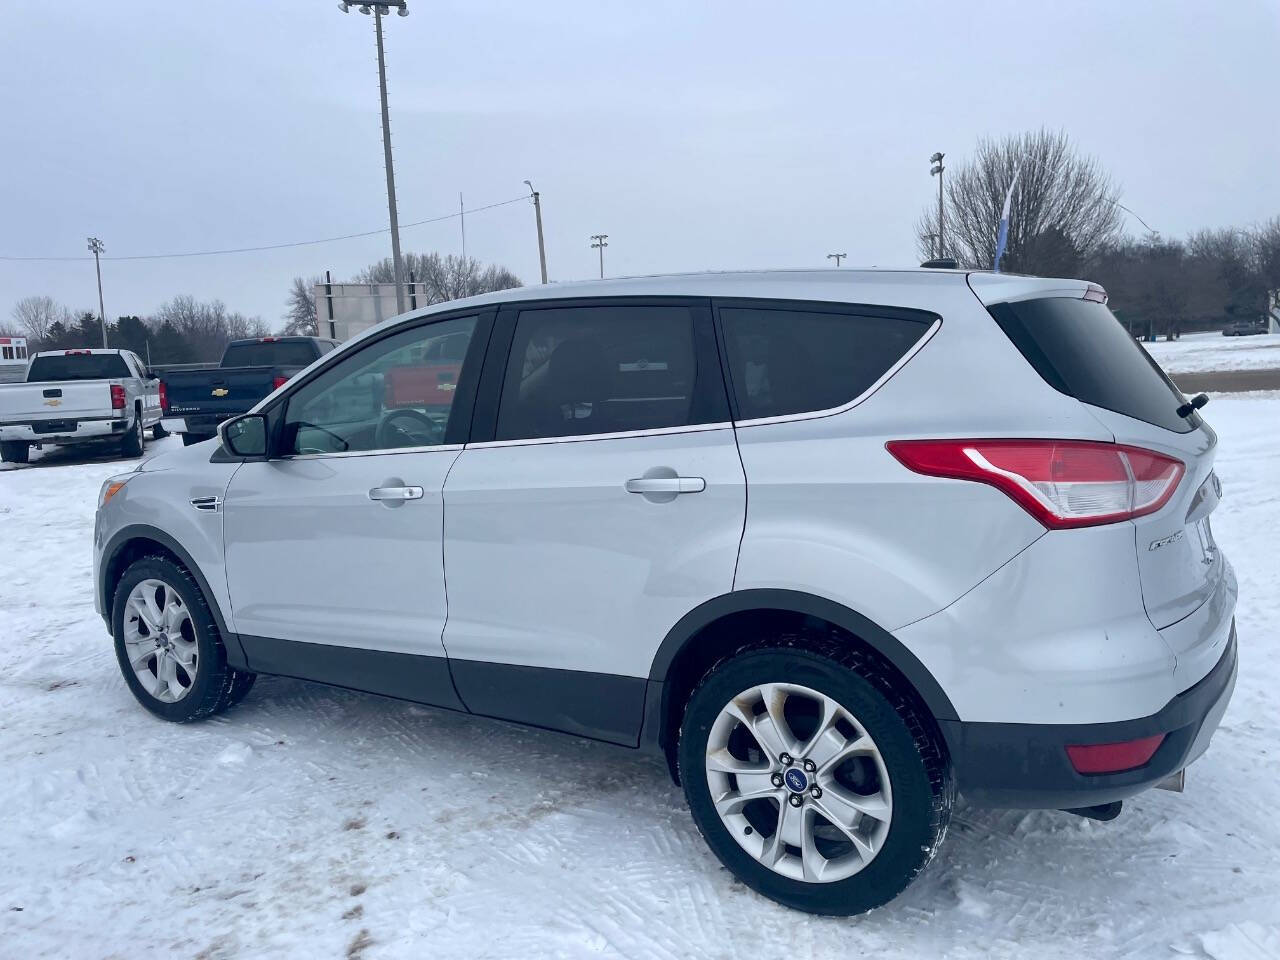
xmin=152 ymin=421 xmax=168 ymax=439
xmin=112 ymin=554 xmax=241 ymax=723
xmin=678 ymin=643 xmax=953 ymax=916
xmin=181 ymin=433 xmax=212 ymax=447
xmin=0 ymin=441 xmax=30 ymax=464
xmin=121 ymin=415 xmax=145 ymax=458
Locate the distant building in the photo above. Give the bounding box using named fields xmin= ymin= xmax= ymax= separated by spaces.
xmin=0 ymin=336 xmax=29 ymax=383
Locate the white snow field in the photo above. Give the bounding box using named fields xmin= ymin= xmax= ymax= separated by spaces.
xmin=1 ymin=394 xmax=1278 ymax=960
xmin=1142 ymin=331 xmax=1280 ymax=374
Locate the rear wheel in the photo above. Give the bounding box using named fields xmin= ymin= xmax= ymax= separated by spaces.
xmin=0 ymin=440 xmax=30 ymax=464
xmin=121 ymin=414 xmax=145 ymax=458
xmin=678 ymin=644 xmax=952 ymax=915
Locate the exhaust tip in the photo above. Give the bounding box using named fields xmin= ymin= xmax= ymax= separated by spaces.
xmin=1062 ymin=801 xmax=1124 ymax=822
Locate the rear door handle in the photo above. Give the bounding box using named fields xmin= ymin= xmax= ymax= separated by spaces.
xmin=368 ymin=485 xmax=424 ymax=502
xmin=624 ymin=477 xmax=705 ymax=495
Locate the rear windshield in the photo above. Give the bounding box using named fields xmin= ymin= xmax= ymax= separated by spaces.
xmin=27 ymin=353 xmax=130 ymax=382
xmin=987 ymin=297 xmax=1194 ymax=433
xmin=222 ymin=341 xmax=318 ymax=368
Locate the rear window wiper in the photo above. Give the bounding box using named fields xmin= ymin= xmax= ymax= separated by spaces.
xmin=1176 ymin=393 xmax=1209 ymax=419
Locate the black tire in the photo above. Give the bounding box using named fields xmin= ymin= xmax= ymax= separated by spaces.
xmin=677 ymin=642 xmax=953 ymax=916
xmin=224 ymin=670 xmax=257 ymax=709
xmin=121 ymin=412 xmax=145 ymax=458
xmin=152 ymin=421 xmax=168 ymax=439
xmin=111 ymin=554 xmax=243 ymax=723
xmin=182 ymin=433 xmax=212 ymax=447
xmin=0 ymin=440 xmax=30 ymax=464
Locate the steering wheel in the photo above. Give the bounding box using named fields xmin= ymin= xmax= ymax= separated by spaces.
xmin=375 ymin=408 xmax=444 ymax=449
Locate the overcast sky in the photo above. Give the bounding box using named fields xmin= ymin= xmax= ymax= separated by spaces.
xmin=2 ymin=1 xmax=1278 ymax=333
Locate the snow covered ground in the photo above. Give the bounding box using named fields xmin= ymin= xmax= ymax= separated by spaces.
xmin=1143 ymin=331 xmax=1280 ymax=374
xmin=1 ymin=399 xmax=1278 ymax=960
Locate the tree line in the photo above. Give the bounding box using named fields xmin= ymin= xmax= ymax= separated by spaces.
xmin=5 ymin=252 xmax=523 ymax=364
xmin=918 ymin=129 xmax=1280 ymax=339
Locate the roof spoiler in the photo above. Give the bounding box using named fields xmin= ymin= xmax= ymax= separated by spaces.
xmin=920 ymin=257 xmax=959 ymax=269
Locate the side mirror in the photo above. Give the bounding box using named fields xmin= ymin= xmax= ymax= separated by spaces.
xmin=219 ymin=413 xmax=269 ymax=459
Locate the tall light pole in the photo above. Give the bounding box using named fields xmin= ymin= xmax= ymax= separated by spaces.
xmin=590 ymin=234 xmax=608 ymax=279
xmin=930 ymin=151 xmax=945 ymax=259
xmin=524 ymin=180 xmax=548 ymax=284
xmin=339 ymin=0 xmax=409 ymax=314
xmin=826 ymin=253 xmax=847 ymax=268
xmin=86 ymin=237 xmax=108 ymax=348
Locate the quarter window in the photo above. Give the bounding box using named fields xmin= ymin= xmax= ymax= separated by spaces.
xmin=494 ymin=304 xmax=717 ymax=441
xmin=282 ymin=315 xmax=478 ymax=455
xmin=719 ymin=306 xmax=933 ymax=420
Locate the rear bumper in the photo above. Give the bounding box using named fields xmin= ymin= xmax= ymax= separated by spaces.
xmin=0 ymin=416 xmax=128 ymax=443
xmin=161 ymin=415 xmax=223 ymax=436
xmin=940 ymin=621 xmax=1237 ymax=808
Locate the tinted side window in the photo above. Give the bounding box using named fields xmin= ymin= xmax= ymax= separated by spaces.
xmin=495 ymin=304 xmax=716 ymax=441
xmin=987 ymin=297 xmax=1192 ymax=433
xmin=719 ymin=306 xmax=932 ymax=420
xmin=222 ymin=341 xmax=321 ymax=368
xmin=282 ymin=316 xmax=477 ymax=455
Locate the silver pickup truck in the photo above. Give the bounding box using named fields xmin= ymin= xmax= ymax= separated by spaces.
xmin=0 ymin=349 xmax=164 ymax=464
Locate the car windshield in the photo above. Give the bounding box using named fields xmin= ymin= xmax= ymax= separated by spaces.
xmin=27 ymin=353 xmax=131 ymax=381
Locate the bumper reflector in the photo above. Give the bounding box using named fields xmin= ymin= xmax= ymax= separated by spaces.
xmin=1066 ymin=734 xmax=1166 ymax=774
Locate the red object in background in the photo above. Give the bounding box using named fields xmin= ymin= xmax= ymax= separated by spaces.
xmin=383 ymin=364 xmax=460 ymax=409
xmin=158 ymin=380 xmax=169 ymax=414
xmin=273 ymin=375 xmax=289 ymax=391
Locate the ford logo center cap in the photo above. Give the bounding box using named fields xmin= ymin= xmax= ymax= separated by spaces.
xmin=784 ymin=768 xmax=808 ymax=793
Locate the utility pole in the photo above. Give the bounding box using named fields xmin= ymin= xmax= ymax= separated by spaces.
xmin=826 ymin=253 xmax=847 ymax=268
xmin=459 ymin=192 xmax=466 ymax=261
xmin=524 ymin=180 xmax=548 ymax=284
xmin=339 ymin=1 xmax=409 ymax=314
xmin=87 ymin=237 xmax=108 ymax=348
xmin=930 ymin=152 xmax=945 ymax=259
xmin=590 ymin=234 xmax=608 ymax=279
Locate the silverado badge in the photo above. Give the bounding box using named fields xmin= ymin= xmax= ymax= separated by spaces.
xmin=211 ymin=388 xmax=229 ymax=397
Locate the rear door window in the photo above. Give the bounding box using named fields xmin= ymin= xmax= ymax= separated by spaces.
xmin=718 ymin=304 xmax=934 ymax=420
xmin=987 ymin=297 xmax=1193 ymax=433
xmin=27 ymin=353 xmax=131 ymax=381
xmin=494 ymin=303 xmax=726 ymax=441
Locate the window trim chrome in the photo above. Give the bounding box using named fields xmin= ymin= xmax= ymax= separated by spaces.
xmin=276 ymin=442 xmax=465 ymax=462
xmin=465 ymin=422 xmax=734 ymax=451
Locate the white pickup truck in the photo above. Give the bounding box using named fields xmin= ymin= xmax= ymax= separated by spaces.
xmin=0 ymin=349 xmax=164 ymax=464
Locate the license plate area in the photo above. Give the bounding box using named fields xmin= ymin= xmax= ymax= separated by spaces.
xmin=33 ymin=419 xmax=76 ymax=434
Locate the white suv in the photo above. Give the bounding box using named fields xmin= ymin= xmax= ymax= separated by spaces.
xmin=92 ymin=270 xmax=1237 ymax=915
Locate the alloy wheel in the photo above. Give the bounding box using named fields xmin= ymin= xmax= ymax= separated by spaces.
xmin=122 ymin=578 xmax=198 ymax=703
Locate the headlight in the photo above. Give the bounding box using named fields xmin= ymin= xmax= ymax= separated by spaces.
xmin=99 ymin=474 xmax=133 ymax=508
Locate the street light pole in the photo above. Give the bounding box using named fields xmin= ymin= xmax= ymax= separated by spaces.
xmin=590 ymin=234 xmax=608 ymax=279
xmin=524 ymin=180 xmax=548 ymax=284
xmin=930 ymin=151 xmax=945 ymax=259
xmin=826 ymin=253 xmax=847 ymax=267
xmin=87 ymin=237 xmax=108 ymax=348
xmin=340 ymin=1 xmax=410 ymax=314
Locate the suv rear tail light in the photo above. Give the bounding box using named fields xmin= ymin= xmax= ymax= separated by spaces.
xmin=158 ymin=381 xmax=169 ymax=414
xmin=272 ymin=375 xmax=288 ymax=391
xmin=886 ymin=439 xmax=1184 ymax=529
xmin=1066 ymin=734 xmax=1165 ymax=774
xmin=110 ymin=384 xmax=126 ymax=410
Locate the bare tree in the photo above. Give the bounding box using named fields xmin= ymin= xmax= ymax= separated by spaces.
xmin=151 ymin=295 xmax=266 ymax=362
xmin=917 ymin=129 xmax=1124 ymax=276
xmin=282 ymin=276 xmax=320 ymax=336
xmin=11 ymin=295 xmax=71 ymax=346
xmin=358 ymin=252 xmax=521 ymax=304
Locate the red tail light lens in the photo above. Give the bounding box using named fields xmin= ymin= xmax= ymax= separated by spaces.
xmin=272 ymin=375 xmax=288 ymax=391
xmin=158 ymin=381 xmax=169 ymax=414
xmin=886 ymin=439 xmax=1184 ymax=529
xmin=1066 ymin=734 xmax=1165 ymax=774
xmin=110 ymin=384 xmax=126 ymax=410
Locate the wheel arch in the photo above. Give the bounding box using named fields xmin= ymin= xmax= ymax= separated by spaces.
xmin=641 ymin=589 xmax=958 ymax=781
xmin=100 ymin=524 xmax=248 ymax=669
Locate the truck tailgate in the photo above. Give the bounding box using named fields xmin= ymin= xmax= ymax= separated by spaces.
xmin=0 ymin=380 xmax=114 ymax=422
xmin=162 ymin=366 xmax=281 ymax=419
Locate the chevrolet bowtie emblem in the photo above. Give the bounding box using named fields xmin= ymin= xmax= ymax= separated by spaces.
xmin=43 ymin=398 xmax=61 ymax=407
xmin=212 ymin=388 xmax=229 ymax=397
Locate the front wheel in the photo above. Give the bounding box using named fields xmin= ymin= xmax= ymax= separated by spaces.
xmin=121 ymin=414 xmax=145 ymax=458
xmin=152 ymin=421 xmax=168 ymax=439
xmin=678 ymin=645 xmax=953 ymax=915
xmin=111 ymin=555 xmax=254 ymax=722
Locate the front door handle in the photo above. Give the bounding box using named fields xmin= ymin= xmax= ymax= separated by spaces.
xmin=368 ymin=485 xmax=424 ymax=502
xmin=624 ymin=477 xmax=705 ymax=495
